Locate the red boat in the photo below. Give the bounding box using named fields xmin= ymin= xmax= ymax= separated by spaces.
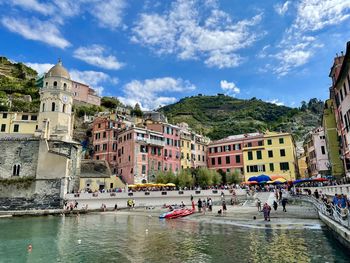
xmin=163 ymin=209 xmax=194 ymax=219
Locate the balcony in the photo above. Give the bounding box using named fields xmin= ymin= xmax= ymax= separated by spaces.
xmin=136 ymin=136 xmax=165 ymax=147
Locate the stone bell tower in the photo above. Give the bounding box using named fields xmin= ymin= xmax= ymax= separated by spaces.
xmin=36 ymin=59 xmax=73 ymax=141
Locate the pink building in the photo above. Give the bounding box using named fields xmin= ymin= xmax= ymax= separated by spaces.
xmin=72 ymin=80 xmax=101 ymax=106
xmin=329 ymin=41 xmax=350 ymax=174
xmin=207 ymin=133 xmax=263 ymax=175
xmin=117 ymin=127 xmax=165 ymax=184
xmin=146 ymin=122 xmax=181 ymax=174
xmin=92 ymin=117 xmax=118 ymax=173
xmin=303 ymin=127 xmax=330 ymax=176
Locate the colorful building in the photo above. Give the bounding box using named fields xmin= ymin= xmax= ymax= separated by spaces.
xmin=243 ymin=132 xmax=298 ymax=181
xmin=72 ymin=80 xmax=101 ymax=106
xmin=146 ymin=122 xmax=181 ymax=174
xmin=329 ymin=41 xmax=350 ymax=175
xmin=208 ymin=133 xmax=262 ymax=175
xmin=92 ymin=117 xmax=119 ymax=174
xmin=297 ymin=154 xmax=308 ymax=178
xmin=303 ymin=127 xmax=330 ymax=177
xmin=322 ymin=99 xmax=344 ymax=178
xmin=0 ymin=112 xmax=38 ymax=136
xmin=117 ymin=126 xmax=165 ymax=184
xmin=180 ymin=129 xmax=192 ymax=169
xmin=192 ymin=134 xmax=209 ymax=168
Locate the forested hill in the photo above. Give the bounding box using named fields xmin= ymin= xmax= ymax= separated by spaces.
xmin=158 ymin=95 xmax=323 ymax=141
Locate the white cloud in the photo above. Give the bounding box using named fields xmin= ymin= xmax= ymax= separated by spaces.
xmin=268 ymin=99 xmax=284 ymax=106
xmin=8 ymin=0 xmax=54 ymax=15
xmin=118 ymin=77 xmax=196 ymax=110
xmin=295 ymin=0 xmax=350 ymax=31
xmin=73 ymin=45 xmax=124 ymax=70
xmin=90 ymin=0 xmax=126 ymax=29
xmin=220 ymin=80 xmax=240 ymax=95
xmin=132 ymin=0 xmax=263 ymax=68
xmin=1 ymin=17 xmax=70 ymax=49
xmin=267 ymin=0 xmax=350 ymax=76
xmin=274 ymin=1 xmax=291 ymax=16
xmin=25 ymin=62 xmax=54 ymax=75
xmin=70 ymin=70 xmax=110 ymax=86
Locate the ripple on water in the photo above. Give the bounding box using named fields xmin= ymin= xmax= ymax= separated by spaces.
xmin=0 ymin=214 xmax=349 ymax=263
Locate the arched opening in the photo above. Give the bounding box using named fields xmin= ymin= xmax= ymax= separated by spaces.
xmin=141 ymin=179 xmax=147 ymax=183
xmin=53 ymin=81 xmax=57 ymax=87
xmin=63 ymin=83 xmax=67 ymax=91
xmin=63 ymin=104 xmax=66 ymax=113
xmin=12 ymin=164 xmax=20 ymax=176
xmin=51 ymin=102 xmax=56 ymax=111
xmin=42 ymin=103 xmax=45 ymax=112
xmin=45 ymin=82 xmax=48 ymax=87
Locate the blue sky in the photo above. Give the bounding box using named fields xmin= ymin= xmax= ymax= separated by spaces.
xmin=0 ymin=0 xmax=350 ymax=110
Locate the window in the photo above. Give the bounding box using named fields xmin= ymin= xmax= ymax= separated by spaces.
xmin=226 ymin=156 xmax=230 ymax=164
xmin=258 ymin=141 xmax=263 ymax=146
xmin=53 ymin=81 xmax=57 ymax=87
xmin=103 ymin=132 xmax=106 ymax=138
xmin=256 ymin=150 xmax=262 ymax=159
xmin=279 ymin=138 xmax=284 ymax=144
xmin=280 ymin=162 xmax=289 ymax=171
xmin=142 ymin=165 xmax=146 ymax=174
xmin=1 ymin=124 xmax=5 ymax=132
xmin=31 ymin=115 xmax=37 ymax=121
xmin=102 ymin=144 xmax=107 ymax=150
xmin=42 ymin=103 xmax=45 ymax=112
xmin=247 ymin=142 xmax=252 ymax=147
xmin=321 ymin=146 xmax=326 ymax=155
xmin=267 ymin=139 xmax=272 ymax=145
xmin=12 ymin=164 xmax=20 ymax=176
xmin=235 ymin=155 xmax=241 ymax=163
xmin=142 ymin=154 xmax=146 ymax=161
xmin=13 ymin=124 xmax=19 ymax=133
xmin=280 ymin=149 xmax=286 ymax=157
xmin=268 ymin=150 xmax=273 ymax=158
xmin=218 ymin=157 xmax=222 ymax=165
xmin=2 ymin=113 xmax=7 ymax=119
xmin=340 ymin=88 xmax=344 ymax=101
xmin=21 ymin=115 xmax=28 ymax=120
xmin=51 ymin=102 xmax=56 ymax=111
xmin=211 ymin=158 xmax=215 ymax=165
xmin=269 ymin=163 xmax=274 ymax=171
xmin=62 ymin=104 xmax=66 ymax=113
xmin=63 ymin=83 xmax=67 ymax=90
xmin=225 ymin=145 xmax=231 ymax=151
xmin=248 ymin=151 xmax=253 ymax=160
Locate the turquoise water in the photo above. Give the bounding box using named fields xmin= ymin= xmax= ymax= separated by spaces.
xmin=0 ymin=213 xmax=349 ymax=263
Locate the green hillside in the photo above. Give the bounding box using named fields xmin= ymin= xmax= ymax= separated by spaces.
xmin=159 ymin=95 xmax=323 ymax=141
xmin=0 ymin=57 xmax=40 ymax=112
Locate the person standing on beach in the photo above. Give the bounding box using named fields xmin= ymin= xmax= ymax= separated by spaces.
xmin=273 ymin=200 xmax=278 ymax=211
xmin=222 ymin=200 xmax=227 ymax=215
xmin=197 ymin=198 xmax=202 ymax=213
xmin=282 ymin=198 xmax=288 ymax=212
xmin=208 ymin=198 xmax=212 ymax=212
xmin=263 ymin=203 xmax=271 ymax=221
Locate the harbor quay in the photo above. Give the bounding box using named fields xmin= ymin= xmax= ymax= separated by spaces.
xmin=65 ymin=189 xmax=246 ymax=210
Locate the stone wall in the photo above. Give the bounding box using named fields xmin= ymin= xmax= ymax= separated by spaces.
xmin=0 ymin=138 xmax=39 ymax=179
xmin=0 ymin=178 xmax=62 ymax=210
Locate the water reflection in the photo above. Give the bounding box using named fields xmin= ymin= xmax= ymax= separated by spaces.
xmin=0 ymin=214 xmax=349 ymax=263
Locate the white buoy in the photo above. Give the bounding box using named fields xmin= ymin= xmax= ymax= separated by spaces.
xmin=78 ymin=240 xmax=81 ymax=244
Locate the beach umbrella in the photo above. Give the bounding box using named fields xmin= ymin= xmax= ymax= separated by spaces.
xmin=313 ymin=178 xmax=328 ymax=182
xmin=248 ymin=176 xmax=258 ymax=182
xmin=273 ymin=178 xmax=287 ymax=183
xmin=128 ymin=184 xmax=137 ymax=188
xmin=166 ymin=183 xmax=176 ymax=187
xmin=269 ymin=175 xmax=286 ymax=180
xmin=255 ymin=175 xmax=271 ymax=183
xmin=244 ymin=181 xmax=258 ymax=185
xmin=267 ymin=180 xmax=274 ymax=184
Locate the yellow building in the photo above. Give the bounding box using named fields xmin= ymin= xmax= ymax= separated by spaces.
xmin=180 ymin=130 xmax=192 ymax=169
xmin=243 ymin=132 xmax=298 ymax=181
xmin=79 ymin=160 xmax=125 ymax=192
xmin=297 ymin=154 xmax=308 ymax=178
xmin=0 ymin=112 xmax=38 ymax=135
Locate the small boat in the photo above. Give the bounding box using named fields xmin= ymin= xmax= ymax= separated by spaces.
xmin=159 ymin=208 xmax=194 ymax=219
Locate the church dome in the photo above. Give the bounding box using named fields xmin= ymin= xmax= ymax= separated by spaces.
xmin=46 ymin=59 xmax=70 ymax=79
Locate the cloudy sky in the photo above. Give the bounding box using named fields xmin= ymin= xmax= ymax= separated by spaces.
xmin=1 ymin=0 xmax=350 ymax=110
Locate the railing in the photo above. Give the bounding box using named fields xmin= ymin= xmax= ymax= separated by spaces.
xmin=298 ymin=195 xmax=350 ymax=229
xmin=136 ymin=136 xmax=165 ymax=147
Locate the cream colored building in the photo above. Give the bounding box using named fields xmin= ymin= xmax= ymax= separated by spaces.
xmin=0 ymin=112 xmax=38 ymax=136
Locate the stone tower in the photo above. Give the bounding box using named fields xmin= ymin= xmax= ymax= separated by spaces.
xmin=37 ymin=59 xmax=73 ymax=141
